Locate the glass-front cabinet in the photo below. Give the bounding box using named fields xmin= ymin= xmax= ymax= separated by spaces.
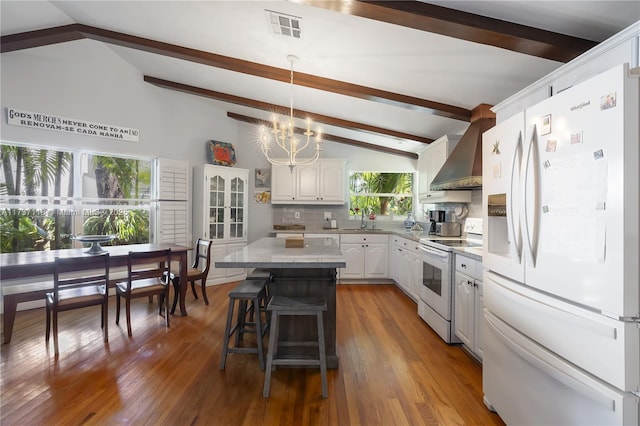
xmin=206 ymin=171 xmax=246 ymax=241
xmin=193 ymin=164 xmax=248 ymax=284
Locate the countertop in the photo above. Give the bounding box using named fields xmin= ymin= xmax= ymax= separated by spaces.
xmin=271 ymin=228 xmax=483 ymax=260
xmin=215 ymin=237 xmax=346 ymax=269
xmin=453 ymin=247 xmax=483 ymax=261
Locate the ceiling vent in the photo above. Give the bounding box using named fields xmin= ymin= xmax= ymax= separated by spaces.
xmin=266 ymin=10 xmax=303 ymax=39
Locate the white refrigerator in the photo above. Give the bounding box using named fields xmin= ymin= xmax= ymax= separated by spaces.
xmin=481 ymin=63 xmax=639 ymax=425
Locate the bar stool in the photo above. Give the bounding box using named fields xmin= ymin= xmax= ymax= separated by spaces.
xmin=246 ymin=269 xmax=272 ymax=321
xmin=246 ymin=269 xmax=272 ymax=281
xmin=263 ymin=295 xmax=328 ymax=399
xmin=220 ymin=279 xmax=269 ymax=370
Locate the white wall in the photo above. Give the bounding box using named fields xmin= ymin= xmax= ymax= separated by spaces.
xmin=1 ymin=40 xmax=419 ymax=244
xmin=0 ymin=41 xmax=232 ymax=165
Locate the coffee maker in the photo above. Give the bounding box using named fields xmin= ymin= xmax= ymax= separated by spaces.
xmin=428 ymin=210 xmax=446 ymax=234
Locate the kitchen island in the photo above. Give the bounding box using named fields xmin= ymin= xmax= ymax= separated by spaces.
xmin=216 ymin=236 xmax=345 ymax=368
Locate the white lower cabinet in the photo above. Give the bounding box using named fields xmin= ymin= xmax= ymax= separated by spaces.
xmin=454 ymin=254 xmax=483 ymax=360
xmin=390 ymin=236 xmax=421 ymax=301
xmin=339 ymin=234 xmax=388 ymax=280
xmin=208 ymin=242 xmax=247 ymax=284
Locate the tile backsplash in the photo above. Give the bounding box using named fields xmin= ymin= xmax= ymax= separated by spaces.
xmin=272 ymin=205 xmax=350 ymax=229
xmin=272 ymin=190 xmax=482 ymax=231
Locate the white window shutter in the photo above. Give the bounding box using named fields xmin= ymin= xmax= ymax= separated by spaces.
xmin=158 ymin=158 xmax=189 ymax=201
xmin=157 ymin=201 xmax=189 ymax=246
xmin=156 ymin=159 xmax=190 ymax=247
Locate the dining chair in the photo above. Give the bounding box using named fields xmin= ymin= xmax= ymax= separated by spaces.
xmin=46 ymin=253 xmax=110 ymax=356
xmin=116 ymin=249 xmax=171 ymax=337
xmin=170 ymin=239 xmax=213 ymax=314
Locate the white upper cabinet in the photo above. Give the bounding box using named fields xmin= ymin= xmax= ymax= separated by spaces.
xmin=271 ymin=165 xmax=297 ymax=201
xmin=418 ymin=135 xmax=472 ymax=204
xmin=272 ymin=159 xmax=346 ymax=204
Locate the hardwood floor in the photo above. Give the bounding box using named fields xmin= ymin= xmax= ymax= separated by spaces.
xmin=1 ymin=283 xmax=505 ymax=425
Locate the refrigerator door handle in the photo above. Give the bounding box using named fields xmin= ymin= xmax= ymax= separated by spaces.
xmin=523 ymin=124 xmax=540 ymax=267
xmin=485 ymin=311 xmax=618 ymax=412
xmin=509 ymin=130 xmax=523 ymax=264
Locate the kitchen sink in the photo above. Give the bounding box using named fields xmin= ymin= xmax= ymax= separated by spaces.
xmin=339 ymin=228 xmax=385 ymax=232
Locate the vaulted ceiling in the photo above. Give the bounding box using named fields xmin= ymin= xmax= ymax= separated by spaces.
xmin=2 ymin=1 xmax=638 ymax=159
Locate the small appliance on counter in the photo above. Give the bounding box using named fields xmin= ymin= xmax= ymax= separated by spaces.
xmin=435 ymin=222 xmax=461 ymax=237
xmin=428 ymin=210 xmax=446 ymax=234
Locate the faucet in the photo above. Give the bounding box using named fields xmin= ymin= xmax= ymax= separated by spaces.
xmin=360 ymin=210 xmax=367 ymax=229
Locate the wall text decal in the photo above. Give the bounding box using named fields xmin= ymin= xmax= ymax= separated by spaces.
xmin=7 ymin=108 xmax=139 ymax=142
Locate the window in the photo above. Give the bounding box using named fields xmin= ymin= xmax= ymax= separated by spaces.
xmin=349 ymin=172 xmax=413 ymax=219
xmin=0 ymin=142 xmax=153 ymax=253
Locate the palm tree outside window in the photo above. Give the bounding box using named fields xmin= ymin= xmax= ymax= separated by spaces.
xmin=348 ymin=172 xmax=413 ymax=219
xmin=0 ymin=142 xmax=152 ymax=253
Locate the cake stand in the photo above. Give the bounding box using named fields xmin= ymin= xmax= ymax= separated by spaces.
xmin=72 ymin=234 xmax=117 ymax=254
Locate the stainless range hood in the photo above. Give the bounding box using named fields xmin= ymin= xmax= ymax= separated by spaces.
xmin=430 ymin=104 xmax=495 ymax=191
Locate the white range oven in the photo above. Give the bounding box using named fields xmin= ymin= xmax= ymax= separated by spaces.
xmin=417 ymin=218 xmax=483 ymax=344
xmin=417 ymin=240 xmax=459 ymax=343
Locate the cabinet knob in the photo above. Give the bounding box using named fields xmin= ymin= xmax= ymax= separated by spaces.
xmin=467 ymin=280 xmax=473 ymax=286
xmin=461 ymin=263 xmax=467 ymax=269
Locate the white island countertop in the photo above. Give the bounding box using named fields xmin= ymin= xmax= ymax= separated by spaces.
xmin=215 ymin=237 xmax=346 ymax=269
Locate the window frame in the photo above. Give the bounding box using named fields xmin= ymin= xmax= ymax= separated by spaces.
xmin=347 ymin=170 xmax=416 ymax=222
xmin=0 ymin=141 xmax=156 ymax=253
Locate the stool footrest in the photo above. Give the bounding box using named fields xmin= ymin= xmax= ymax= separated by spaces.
xmin=226 ymin=347 xmax=261 ymax=355
xmin=267 ymin=296 xmax=326 ymax=311
xmin=277 ymin=341 xmax=320 ymax=347
xmin=271 ymin=359 xmax=322 ymax=367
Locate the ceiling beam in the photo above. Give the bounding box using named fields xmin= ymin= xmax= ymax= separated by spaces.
xmin=227 ymin=112 xmax=418 ymax=160
xmin=144 ymin=76 xmax=434 ymax=145
xmin=1 ymin=23 xmax=470 ymax=122
xmin=300 ymin=1 xmax=597 ymax=63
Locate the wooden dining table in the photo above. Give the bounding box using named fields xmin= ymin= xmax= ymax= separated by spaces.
xmin=0 ymin=243 xmax=190 ymax=344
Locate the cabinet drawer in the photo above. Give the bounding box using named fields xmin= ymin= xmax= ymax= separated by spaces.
xmin=456 ymin=255 xmax=482 ymax=280
xmin=341 ymin=234 xmax=388 ymax=244
xmin=393 ymin=236 xmax=420 ymax=253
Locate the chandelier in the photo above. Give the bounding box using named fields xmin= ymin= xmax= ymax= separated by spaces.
xmin=260 ymin=54 xmax=322 ymax=169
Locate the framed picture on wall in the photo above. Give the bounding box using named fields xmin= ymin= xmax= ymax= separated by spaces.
xmin=255 ymin=190 xmax=271 ymax=204
xmin=255 ymin=168 xmax=270 ymax=188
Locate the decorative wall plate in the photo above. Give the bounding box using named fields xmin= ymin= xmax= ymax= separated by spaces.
xmin=207 ymin=140 xmax=236 ymax=166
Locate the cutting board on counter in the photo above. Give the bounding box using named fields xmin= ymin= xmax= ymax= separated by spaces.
xmin=273 ymin=224 xmax=306 ymax=231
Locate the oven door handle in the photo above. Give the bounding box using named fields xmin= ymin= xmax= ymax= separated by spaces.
xmin=418 ymin=245 xmax=448 ymax=259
